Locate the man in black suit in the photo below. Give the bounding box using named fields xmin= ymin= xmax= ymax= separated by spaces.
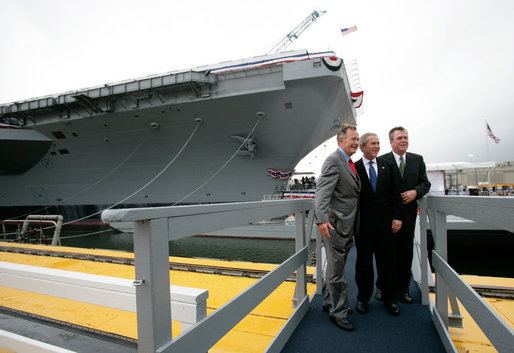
xmin=378 ymin=126 xmax=431 ymax=304
xmin=354 ymin=133 xmax=402 ymax=316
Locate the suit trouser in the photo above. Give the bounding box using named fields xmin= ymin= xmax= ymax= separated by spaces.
xmin=355 ymin=229 xmax=397 ymax=304
xmin=322 ymin=228 xmax=353 ymax=319
xmin=395 ymin=227 xmax=414 ymax=292
xmin=394 ymin=205 xmax=417 ymax=292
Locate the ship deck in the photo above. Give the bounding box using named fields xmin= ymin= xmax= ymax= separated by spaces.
xmin=0 ymin=242 xmax=512 ymax=352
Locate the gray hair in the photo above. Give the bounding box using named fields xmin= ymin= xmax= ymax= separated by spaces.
xmin=336 ymin=124 xmax=357 ymax=141
xmin=359 ymin=132 xmax=378 ymax=146
xmin=389 ymin=126 xmax=408 ymax=141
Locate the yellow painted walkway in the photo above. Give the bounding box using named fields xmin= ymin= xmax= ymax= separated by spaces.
xmin=1 ymin=243 xmax=512 ymax=352
xmin=0 ymin=243 xmax=316 ymax=353
xmin=440 ymin=275 xmax=514 ymax=353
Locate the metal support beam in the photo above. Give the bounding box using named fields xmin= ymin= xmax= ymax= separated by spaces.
xmin=293 ymin=211 xmax=307 ymax=308
xmin=133 ymin=218 xmax=172 ymax=352
xmin=434 ymin=210 xmax=448 ymax=328
xmin=418 ymin=198 xmax=429 ymax=305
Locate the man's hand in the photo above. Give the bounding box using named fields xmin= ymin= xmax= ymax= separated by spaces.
xmin=317 ymin=222 xmax=334 ymax=239
xmin=392 ymin=220 xmax=402 ymax=233
xmin=401 ymin=189 xmax=417 ymax=205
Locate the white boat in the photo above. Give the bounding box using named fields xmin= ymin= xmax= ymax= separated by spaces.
xmin=0 ymin=50 xmax=357 ymax=222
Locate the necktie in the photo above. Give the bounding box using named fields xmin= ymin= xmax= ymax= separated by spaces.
xmin=399 ymin=155 xmax=405 ymax=178
xmin=369 ymin=160 xmax=377 ymax=192
xmin=349 ymin=158 xmax=356 ymax=176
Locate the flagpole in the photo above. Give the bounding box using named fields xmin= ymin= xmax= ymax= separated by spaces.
xmin=485 ymin=119 xmax=490 ymax=161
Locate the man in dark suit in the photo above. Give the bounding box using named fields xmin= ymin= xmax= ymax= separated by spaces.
xmin=378 ymin=126 xmax=431 ymax=304
xmin=315 ymin=124 xmax=360 ymax=331
xmin=354 ymin=133 xmax=402 ymax=316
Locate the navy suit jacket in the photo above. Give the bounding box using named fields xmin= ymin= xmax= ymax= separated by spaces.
xmin=382 ymin=151 xmax=431 ymax=232
xmin=355 ymin=157 xmax=402 ymax=236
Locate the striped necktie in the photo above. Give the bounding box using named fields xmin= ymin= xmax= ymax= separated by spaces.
xmin=369 ymin=160 xmax=377 ymax=192
xmin=399 ymin=155 xmax=405 ymax=178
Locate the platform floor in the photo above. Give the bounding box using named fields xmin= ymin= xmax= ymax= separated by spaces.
xmin=1 ymin=242 xmax=512 ymax=352
xmin=0 ymin=242 xmax=316 ymax=352
xmin=282 ymin=246 xmax=446 ymax=353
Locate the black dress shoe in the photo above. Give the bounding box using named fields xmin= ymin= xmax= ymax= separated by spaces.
xmin=329 ymin=316 xmax=355 ymax=331
xmin=356 ymin=301 xmax=368 ymax=314
xmin=385 ymin=303 xmax=400 ymax=316
xmin=375 ymin=288 xmax=383 ymax=301
xmin=399 ymin=292 xmax=413 ymax=304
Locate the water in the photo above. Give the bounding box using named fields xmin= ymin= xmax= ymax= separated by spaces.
xmin=54 ymin=226 xmax=317 ymax=265
xmin=3 ymin=226 xmax=512 ymax=277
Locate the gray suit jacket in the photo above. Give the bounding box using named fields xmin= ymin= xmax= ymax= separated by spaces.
xmin=315 ymin=149 xmax=361 ymax=237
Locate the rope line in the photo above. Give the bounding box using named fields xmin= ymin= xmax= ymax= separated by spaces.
xmin=6 ymin=133 xmax=151 ymax=221
xmin=1 ymin=123 xmax=200 ymax=237
xmin=3 ymin=117 xmax=259 ymax=239
xmin=62 ymin=122 xmax=201 ymax=226
xmin=172 ymin=116 xmax=263 ymax=206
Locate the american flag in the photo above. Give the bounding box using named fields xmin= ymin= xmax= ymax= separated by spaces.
xmin=341 ymin=26 xmax=357 ymax=36
xmin=486 ymin=122 xmax=500 ymax=144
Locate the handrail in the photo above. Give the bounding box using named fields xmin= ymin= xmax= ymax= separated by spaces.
xmin=1 ymin=214 xmax=63 ymax=246
xmin=101 ymin=198 xmax=314 ymax=353
xmin=418 ymin=195 xmax=514 ymax=353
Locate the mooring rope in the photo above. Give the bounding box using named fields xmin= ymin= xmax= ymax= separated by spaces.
xmin=171 ymin=116 xmax=263 ymax=206
xmin=6 ymin=132 xmax=152 ymax=221
xmin=1 ymin=122 xmax=200 ymax=237
xmin=62 ymin=121 xmax=202 ymax=226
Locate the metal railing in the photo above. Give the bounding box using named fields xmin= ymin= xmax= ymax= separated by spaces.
xmin=1 ymin=215 xmax=63 ymax=245
xmin=101 ymin=198 xmax=315 ymax=353
xmin=417 ymin=196 xmax=514 ymax=353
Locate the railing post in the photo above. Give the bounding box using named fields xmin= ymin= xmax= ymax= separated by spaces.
xmin=434 ymin=209 xmax=449 ymax=328
xmin=133 ymin=218 xmax=172 ymax=352
xmin=418 ymin=198 xmax=429 ymax=305
xmin=293 ymin=211 xmax=307 ymax=308
xmin=315 ymin=228 xmax=324 ymax=295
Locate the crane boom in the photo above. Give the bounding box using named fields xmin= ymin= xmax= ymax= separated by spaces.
xmin=266 ymin=10 xmax=327 ymax=55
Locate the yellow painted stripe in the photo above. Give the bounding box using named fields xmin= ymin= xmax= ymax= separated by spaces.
xmin=0 ymin=245 xmax=316 ymax=352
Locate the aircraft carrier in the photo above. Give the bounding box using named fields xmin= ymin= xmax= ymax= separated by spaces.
xmin=0 ymin=50 xmax=357 ymax=222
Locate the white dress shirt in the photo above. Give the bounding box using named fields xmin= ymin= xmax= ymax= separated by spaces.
xmin=392 ymin=151 xmax=406 ymax=168
xmin=362 ymin=156 xmax=378 ymax=179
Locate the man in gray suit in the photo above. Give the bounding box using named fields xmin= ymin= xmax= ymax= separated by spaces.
xmin=315 ymin=124 xmax=360 ymax=331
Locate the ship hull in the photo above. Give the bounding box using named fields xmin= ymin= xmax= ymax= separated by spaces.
xmin=0 ymin=50 xmax=356 ymax=222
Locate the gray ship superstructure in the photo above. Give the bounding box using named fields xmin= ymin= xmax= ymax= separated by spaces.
xmin=0 ymin=50 xmax=357 ymax=222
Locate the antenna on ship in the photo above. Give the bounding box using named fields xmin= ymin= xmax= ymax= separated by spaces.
xmin=266 ymin=10 xmax=327 ymax=54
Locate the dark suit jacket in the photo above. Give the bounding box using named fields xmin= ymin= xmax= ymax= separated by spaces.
xmin=315 ymin=149 xmax=361 ymax=237
xmin=355 ymin=157 xmax=402 ymax=236
xmin=382 ymin=151 xmax=431 ymax=233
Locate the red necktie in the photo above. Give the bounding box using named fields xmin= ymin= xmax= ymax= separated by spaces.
xmin=349 ymin=158 xmax=357 ymax=176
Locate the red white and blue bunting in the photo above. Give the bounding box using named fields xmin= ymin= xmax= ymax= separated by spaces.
xmin=351 ymin=91 xmax=364 ymax=108
xmin=322 ymin=57 xmax=343 ymax=71
xmin=0 ymin=123 xmax=20 ymax=129
xmin=267 ymin=168 xmax=294 ymax=180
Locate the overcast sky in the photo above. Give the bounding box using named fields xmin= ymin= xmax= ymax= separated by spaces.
xmin=1 ymin=0 xmax=512 ymax=175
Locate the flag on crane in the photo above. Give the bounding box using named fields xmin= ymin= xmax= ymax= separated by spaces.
xmin=341 ymin=26 xmax=357 ymax=36
xmin=486 ymin=122 xmax=500 ymax=144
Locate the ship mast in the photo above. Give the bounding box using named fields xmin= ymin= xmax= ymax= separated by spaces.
xmin=266 ymin=10 xmax=327 ymax=54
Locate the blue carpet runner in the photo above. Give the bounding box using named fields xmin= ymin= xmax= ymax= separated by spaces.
xmin=281 ymin=246 xmax=446 ymax=353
